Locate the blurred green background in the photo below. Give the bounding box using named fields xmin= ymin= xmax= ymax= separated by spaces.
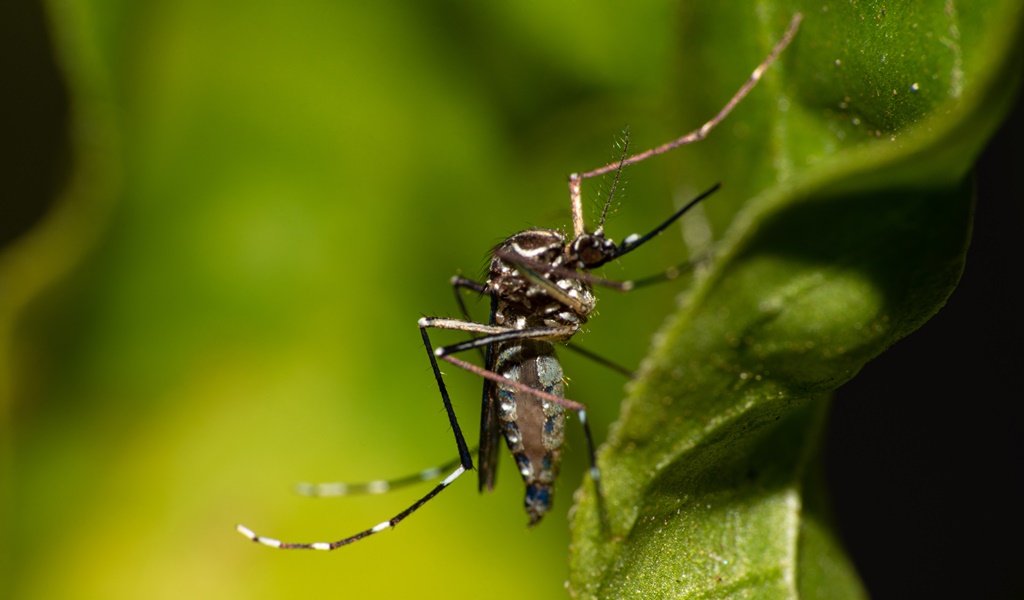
xmin=3 ymin=1 xmax=1022 ymax=599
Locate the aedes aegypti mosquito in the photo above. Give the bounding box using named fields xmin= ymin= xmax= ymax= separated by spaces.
xmin=237 ymin=13 xmax=801 ymax=551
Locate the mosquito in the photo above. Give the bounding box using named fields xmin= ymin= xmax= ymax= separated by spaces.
xmin=236 ymin=13 xmax=802 ymax=551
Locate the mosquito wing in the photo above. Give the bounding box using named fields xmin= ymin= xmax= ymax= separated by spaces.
xmin=478 ymin=341 xmax=502 ymax=492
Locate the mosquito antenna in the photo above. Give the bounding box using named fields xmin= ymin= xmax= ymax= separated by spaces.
xmin=596 ymin=128 xmax=630 ymax=235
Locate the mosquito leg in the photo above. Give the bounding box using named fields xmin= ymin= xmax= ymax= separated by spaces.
xmin=294 ymin=451 xmax=474 ymax=497
xmin=236 ymin=462 xmax=469 ymax=550
xmin=235 ymin=327 xmax=476 ymax=550
xmin=577 ymin=407 xmax=609 ymax=535
xmin=561 ymin=344 xmax=634 ymax=379
xmin=419 ymin=316 xmax=574 ymax=353
xmin=449 ymin=275 xmax=491 ymax=360
xmin=419 ymin=316 xmax=512 ymax=337
xmin=566 ymin=247 xmax=715 ymax=293
xmin=418 ymin=326 xmax=475 ymax=470
xmin=451 ymin=275 xmax=489 ymax=322
xmin=624 ymin=250 xmax=715 ymax=290
xmin=567 ymin=14 xmax=801 ymax=236
xmin=451 ymin=275 xmax=488 ymax=309
xmin=570 ymin=14 xmax=802 ymax=184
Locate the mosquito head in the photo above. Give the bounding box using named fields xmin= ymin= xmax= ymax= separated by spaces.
xmin=568 ymin=231 xmax=618 ymax=270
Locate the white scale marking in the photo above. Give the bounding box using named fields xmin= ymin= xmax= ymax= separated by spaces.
xmin=371 ymin=520 xmax=392 ymax=533
xmin=442 ymin=465 xmax=466 ymax=486
xmin=298 ymin=482 xmax=348 ymax=495
xmin=312 ymin=542 xmax=331 ymax=551
xmin=510 ymin=241 xmax=555 ymax=258
xmin=367 ymin=480 xmax=390 ymax=494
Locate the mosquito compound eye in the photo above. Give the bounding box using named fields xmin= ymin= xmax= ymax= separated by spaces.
xmin=580 ymin=246 xmax=605 ymax=267
xmin=572 ymin=235 xmax=614 ymax=268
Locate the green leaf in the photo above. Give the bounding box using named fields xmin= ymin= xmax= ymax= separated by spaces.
xmin=569 ymin=2 xmax=1022 ymax=598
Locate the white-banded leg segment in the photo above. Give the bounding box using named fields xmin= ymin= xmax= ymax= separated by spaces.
xmin=236 ymin=465 xmax=469 ymax=550
xmin=235 ymin=323 xmax=474 ymax=549
xmin=294 ymin=452 xmax=471 ymax=497
xmin=237 ymin=324 xmax=475 ymax=552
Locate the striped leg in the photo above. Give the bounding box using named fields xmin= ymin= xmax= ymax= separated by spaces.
xmin=236 ymin=327 xmax=474 ymax=550
xmin=293 ymin=452 xmax=472 ymax=497
xmin=236 ymin=465 xmax=467 ymax=550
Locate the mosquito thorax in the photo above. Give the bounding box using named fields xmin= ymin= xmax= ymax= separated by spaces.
xmin=488 ymin=229 xmax=596 ymax=327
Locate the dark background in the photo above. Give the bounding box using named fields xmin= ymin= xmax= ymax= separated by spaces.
xmin=4 ymin=2 xmax=1021 ymax=598
xmin=827 ymin=93 xmax=1024 ymax=598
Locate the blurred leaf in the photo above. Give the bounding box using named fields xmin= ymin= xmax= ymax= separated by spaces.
xmin=569 ymin=1 xmax=1022 ymax=598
